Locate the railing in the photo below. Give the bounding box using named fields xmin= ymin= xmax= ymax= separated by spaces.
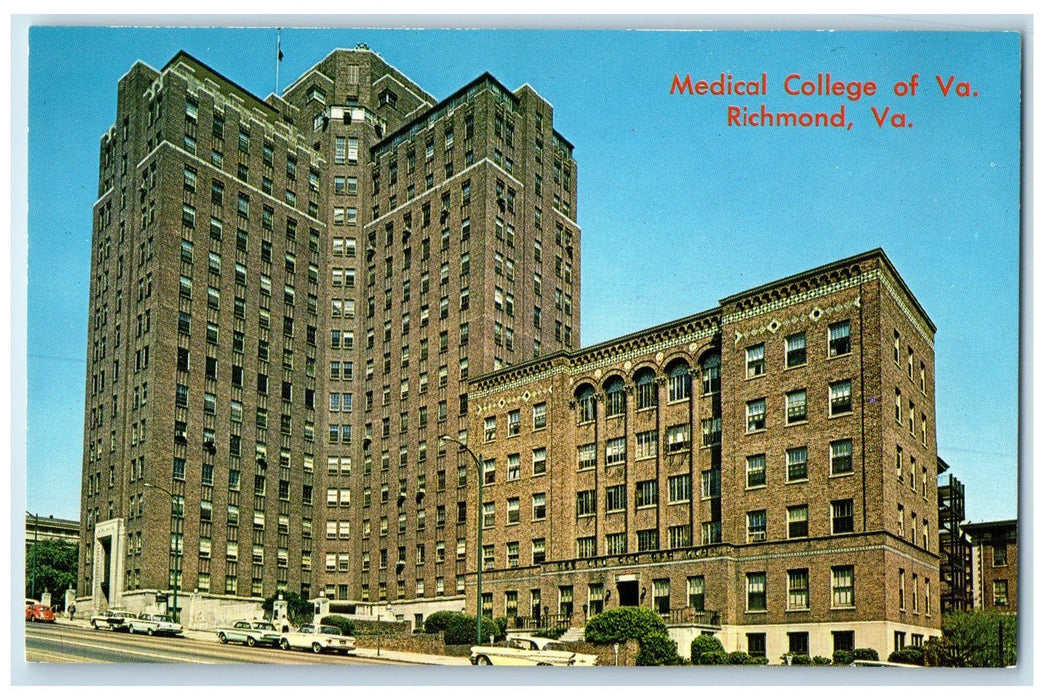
xmin=508 ymin=613 xmax=574 ymax=631
xmin=661 ymin=607 xmax=722 ymax=627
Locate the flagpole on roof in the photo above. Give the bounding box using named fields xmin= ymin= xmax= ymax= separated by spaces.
xmin=276 ymin=28 xmax=283 ymax=96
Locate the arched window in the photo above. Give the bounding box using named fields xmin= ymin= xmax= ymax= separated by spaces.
xmin=667 ymin=361 xmax=692 ymax=402
xmin=604 ymin=377 xmax=626 ymax=417
xmin=701 ymin=354 xmax=721 ymax=395
xmin=576 ymin=385 xmax=596 ymax=424
xmin=635 ymin=368 xmax=657 ymax=409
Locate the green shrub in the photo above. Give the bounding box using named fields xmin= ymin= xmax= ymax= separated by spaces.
xmin=789 ymin=654 xmax=812 ymax=666
xmin=423 ymin=611 xmax=503 ymax=645
xmin=833 ymin=650 xmax=854 ymax=666
xmin=699 ymin=650 xmax=728 ymax=665
xmin=690 ymin=634 xmax=725 ymax=663
xmin=752 ymin=656 xmax=769 ymax=665
xmin=320 ymin=615 xmax=355 ymax=636
xmin=636 ymin=632 xmax=684 ymax=666
xmin=812 ymin=656 xmax=833 ymax=666
xmin=888 ymin=647 xmax=925 ymax=665
xmin=584 ymin=607 xmax=667 ymax=645
xmin=852 ymin=647 xmax=879 ymax=661
xmin=726 ymin=651 xmax=752 ymax=665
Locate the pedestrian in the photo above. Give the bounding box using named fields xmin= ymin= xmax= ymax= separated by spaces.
xmin=69 ymin=603 xmax=76 ymax=621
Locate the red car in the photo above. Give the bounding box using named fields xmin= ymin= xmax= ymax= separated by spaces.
xmin=25 ymin=602 xmax=56 ymax=623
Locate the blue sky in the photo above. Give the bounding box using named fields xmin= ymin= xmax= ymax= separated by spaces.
xmin=24 ymin=26 xmax=1021 ymax=523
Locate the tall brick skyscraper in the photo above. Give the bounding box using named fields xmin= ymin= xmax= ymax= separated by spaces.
xmin=79 ymin=48 xmax=580 ymax=622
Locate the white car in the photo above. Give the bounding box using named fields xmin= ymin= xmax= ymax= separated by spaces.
xmin=126 ymin=613 xmax=183 ymax=637
xmin=279 ymin=623 xmax=357 ymax=654
xmin=216 ymin=620 xmax=281 ymax=647
xmin=470 ymin=634 xmax=598 ymax=666
xmin=90 ymin=609 xmax=133 ymax=631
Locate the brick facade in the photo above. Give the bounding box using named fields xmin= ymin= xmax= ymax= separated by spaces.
xmin=465 ymin=250 xmax=942 ymax=660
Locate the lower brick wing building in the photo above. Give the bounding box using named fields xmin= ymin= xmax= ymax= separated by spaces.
xmin=463 ymin=248 xmax=942 ymax=661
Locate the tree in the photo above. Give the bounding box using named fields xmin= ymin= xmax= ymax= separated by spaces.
xmin=585 ymin=607 xmax=681 ymax=666
xmin=925 ymin=610 xmax=1017 ymax=668
xmin=261 ymin=591 xmax=314 ymax=626
xmin=26 ymin=540 xmax=78 ymax=602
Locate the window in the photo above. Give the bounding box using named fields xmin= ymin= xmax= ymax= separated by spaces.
xmin=828 ymin=320 xmax=851 ymax=357
xmin=532 ymin=448 xmax=547 ymax=475
xmin=605 ymin=485 xmax=626 ymax=513
xmin=578 ymin=443 xmax=596 ymax=470
xmin=831 ymin=499 xmax=854 ymax=534
xmin=788 ymin=632 xmax=810 ymax=655
xmin=484 ymin=416 xmax=497 ymax=442
xmin=577 ymin=537 xmax=596 ymax=558
xmin=605 ymin=377 xmax=626 ymax=417
xmin=576 ymin=490 xmax=596 ymax=518
xmin=746 ymin=572 xmax=767 ymax=611
xmin=635 ymin=479 xmax=658 ymax=508
xmin=993 ymin=579 xmax=1009 ymax=606
xmin=687 ymin=576 xmax=705 ymax=611
xmin=576 ymin=386 xmax=596 ymax=423
xmin=605 ymin=437 xmax=626 ymax=466
xmin=506 ymin=542 xmax=519 ymax=568
xmin=636 ymin=369 xmax=657 ymax=408
xmin=507 ymin=454 xmax=521 ymax=481
xmin=786 ymin=389 xmax=807 ymax=424
xmin=787 ymin=505 xmax=809 ymax=539
xmin=701 ymin=354 xmax=721 ymax=394
xmin=787 ymin=569 xmax=809 ymax=609
xmin=532 ymin=403 xmax=547 ymax=430
xmin=532 ymin=539 xmax=546 ymax=564
xmin=829 ymin=380 xmax=853 ymax=415
xmin=785 ymin=332 xmax=807 ymax=367
xmin=652 ymin=579 xmax=671 ymax=614
xmin=746 ymin=398 xmax=766 ymax=432
xmin=746 ymin=344 xmax=765 ymax=378
xmin=786 ymin=447 xmax=808 ymax=481
xmin=747 ymin=510 xmax=767 ymax=542
xmin=668 ymin=363 xmax=692 ymax=402
xmin=830 ymin=439 xmax=853 ymax=475
xmin=668 ymin=525 xmax=691 ymax=548
xmin=637 ymin=529 xmax=659 ymax=552
xmin=994 ymin=544 xmax=1009 ymax=567
xmin=701 ymin=418 xmax=721 ymax=446
xmin=831 ymin=565 xmax=855 ymax=608
xmin=665 ymin=424 xmax=690 ymax=453
xmin=746 ymin=454 xmax=766 ymax=488
xmin=668 ymin=474 xmax=691 ymax=503
xmin=701 ymin=469 xmax=721 ymax=499
xmin=508 ymin=410 xmax=521 ymax=436
xmin=532 ymin=493 xmax=546 ymax=520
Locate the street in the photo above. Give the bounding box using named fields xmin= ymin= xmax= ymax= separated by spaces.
xmin=25 ymin=623 xmax=419 ymax=665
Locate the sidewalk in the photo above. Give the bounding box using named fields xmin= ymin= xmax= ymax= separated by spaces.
xmin=53 ymin=618 xmax=471 ymax=666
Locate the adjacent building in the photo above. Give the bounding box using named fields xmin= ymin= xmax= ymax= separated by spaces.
xmin=963 ymin=519 xmax=1018 ymax=613
xmin=466 ymin=249 xmax=943 ymax=660
xmin=79 ymin=47 xmax=578 ymax=622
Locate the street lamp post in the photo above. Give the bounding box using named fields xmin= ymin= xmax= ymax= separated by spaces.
xmin=143 ymin=482 xmax=181 ymax=623
xmin=441 ymin=434 xmax=483 ymax=645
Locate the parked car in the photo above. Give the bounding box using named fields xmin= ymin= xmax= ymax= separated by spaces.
xmin=470 ymin=634 xmax=598 ymax=666
xmin=25 ymin=602 xmax=56 ymax=623
xmin=90 ymin=609 xmax=133 ymax=631
xmin=215 ymin=620 xmax=281 ymax=647
xmin=126 ymin=613 xmax=183 ymax=637
xmin=279 ymin=623 xmax=357 ymax=654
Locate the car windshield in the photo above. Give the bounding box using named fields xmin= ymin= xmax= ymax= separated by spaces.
xmin=320 ymin=626 xmax=341 ymax=635
xmin=255 ymin=622 xmax=276 ymax=630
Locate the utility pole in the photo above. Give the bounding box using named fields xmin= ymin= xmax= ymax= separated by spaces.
xmin=144 ymin=482 xmax=181 ymax=622
xmin=30 ymin=512 xmax=39 ymax=599
xmin=441 ymin=435 xmax=484 ymax=644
